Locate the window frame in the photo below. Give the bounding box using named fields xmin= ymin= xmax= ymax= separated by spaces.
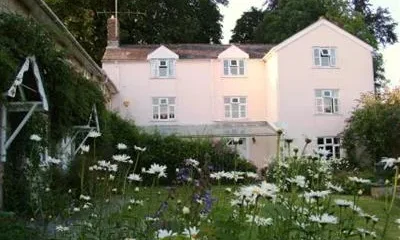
xmin=315 ymin=89 xmax=339 ymax=114
xmin=313 ymin=47 xmax=337 ymax=68
xmin=223 ymin=59 xmax=246 ymax=77
xmin=151 ymin=59 xmax=176 ymax=79
xmin=317 ymin=136 xmax=341 ymax=159
xmin=224 ymin=96 xmax=247 ymax=119
xmin=152 ymin=97 xmax=176 ymax=121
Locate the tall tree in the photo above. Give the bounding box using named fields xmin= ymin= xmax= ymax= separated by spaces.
xmin=230 ymin=7 xmax=263 ymax=43
xmin=232 ymin=0 xmax=398 ymax=90
xmin=45 ymin=0 xmax=228 ymax=63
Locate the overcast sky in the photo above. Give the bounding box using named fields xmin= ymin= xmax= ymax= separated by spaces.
xmin=220 ymin=0 xmax=400 ymax=86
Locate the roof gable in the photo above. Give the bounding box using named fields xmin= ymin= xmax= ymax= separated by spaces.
xmin=147 ymin=45 xmax=179 ymax=60
xmin=268 ymin=18 xmax=374 ymax=55
xmin=217 ymin=45 xmax=249 ymax=59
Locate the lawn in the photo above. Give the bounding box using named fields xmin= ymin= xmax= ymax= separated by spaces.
xmin=109 ymin=185 xmax=400 ymax=240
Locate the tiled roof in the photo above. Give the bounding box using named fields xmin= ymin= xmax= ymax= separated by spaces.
xmin=102 ymin=44 xmax=276 ymax=61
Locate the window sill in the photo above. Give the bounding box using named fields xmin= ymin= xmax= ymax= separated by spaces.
xmin=221 ymin=75 xmax=248 ymax=79
xmin=312 ymin=66 xmax=340 ymax=69
xmin=150 ymin=120 xmax=178 ymax=123
xmin=314 ymin=113 xmax=343 ymax=116
xmin=218 ymin=118 xmax=249 ymax=122
xmin=150 ymin=77 xmax=176 ymax=80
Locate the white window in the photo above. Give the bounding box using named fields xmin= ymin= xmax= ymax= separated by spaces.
xmin=223 ymin=59 xmax=245 ymax=76
xmin=152 ymin=97 xmax=175 ymax=120
xmin=317 ymin=137 xmax=341 ymax=159
xmin=150 ymin=59 xmax=175 ymax=78
xmin=315 ymin=90 xmax=339 ymax=114
xmin=224 ymin=96 xmax=247 ymax=119
xmin=313 ymin=47 xmax=336 ymax=67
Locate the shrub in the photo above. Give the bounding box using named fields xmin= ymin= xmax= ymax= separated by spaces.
xmin=342 ymin=89 xmax=400 ymax=169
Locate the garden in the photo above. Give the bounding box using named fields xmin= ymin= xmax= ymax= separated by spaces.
xmin=2 ymin=12 xmax=400 ymax=240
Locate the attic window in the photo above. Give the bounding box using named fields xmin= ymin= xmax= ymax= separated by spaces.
xmin=313 ymin=47 xmax=336 ymax=67
xmin=151 ymin=59 xmax=175 ymax=78
xmin=223 ymin=59 xmax=245 ymax=76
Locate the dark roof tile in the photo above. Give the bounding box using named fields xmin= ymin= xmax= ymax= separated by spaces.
xmin=102 ymin=44 xmax=275 ymax=61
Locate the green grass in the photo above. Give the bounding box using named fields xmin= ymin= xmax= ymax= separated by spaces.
xmin=115 ymin=185 xmax=400 ymax=240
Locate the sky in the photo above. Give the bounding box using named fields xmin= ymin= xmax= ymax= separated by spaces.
xmin=220 ymin=0 xmax=400 ymax=86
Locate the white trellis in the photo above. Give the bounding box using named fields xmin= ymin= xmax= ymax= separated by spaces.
xmin=0 ymin=56 xmax=49 ymax=210
xmin=59 ymin=104 xmax=100 ymax=161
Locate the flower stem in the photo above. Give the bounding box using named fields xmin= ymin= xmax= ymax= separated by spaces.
xmin=382 ymin=166 xmax=399 ymax=238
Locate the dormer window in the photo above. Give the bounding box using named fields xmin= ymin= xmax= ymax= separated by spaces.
xmin=151 ymin=59 xmax=175 ymax=78
xmin=313 ymin=47 xmax=336 ymax=67
xmin=223 ymin=59 xmax=245 ymax=76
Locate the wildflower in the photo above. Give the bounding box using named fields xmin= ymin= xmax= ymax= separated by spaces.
xmin=88 ymin=130 xmax=101 ymax=138
xmin=112 ymin=188 xmax=117 ymax=192
xmin=210 ymin=171 xmax=225 ymax=180
xmin=134 ymin=187 xmax=139 ymax=192
xmin=348 ymin=176 xmax=371 ymax=184
xmin=68 ymin=189 xmax=72 ymax=194
xmin=182 ymin=206 xmax=190 ymax=215
xmin=45 ymin=187 xmax=50 ymax=192
xmin=380 ymin=157 xmax=400 ymax=170
xmin=145 ymin=163 xmax=167 ymax=178
xmin=109 ymin=174 xmax=115 ymax=181
xmin=225 ymin=187 xmax=232 ymax=193
xmin=90 ymin=213 xmax=98 ymax=218
xmin=117 ymin=143 xmax=128 ymax=150
xmin=112 ymin=154 xmax=131 ymax=163
xmin=314 ymin=148 xmax=330 ymax=157
xmin=287 ymin=175 xmax=307 ymax=188
xmin=79 ymin=194 xmax=91 ymax=201
xmin=304 ymin=190 xmax=331 ymax=200
xmin=182 ymin=226 xmax=200 ymax=239
xmin=309 ymin=213 xmax=338 ymax=224
xmin=246 ymin=172 xmax=259 ymax=179
xmin=47 ymin=156 xmax=61 ymax=165
xmin=334 ymin=199 xmax=353 ymax=208
xmin=327 ymin=182 xmax=344 ymax=193
xmin=185 ymin=158 xmax=199 ymax=167
xmin=358 ymin=189 xmax=363 ymax=195
xmin=73 ymin=207 xmax=80 ymax=212
xmin=83 ymin=203 xmax=91 ymax=209
xmin=127 ymin=173 xmax=142 ymax=182
xmin=357 ymin=228 xmax=377 ymax=238
xmin=30 ymin=134 xmax=42 ymax=141
xmin=56 ymin=225 xmax=69 ymax=232
xmin=80 ymin=145 xmax=90 ymax=153
xmin=30 ymin=218 xmax=34 ymax=222
xmin=246 ymin=215 xmax=273 ymax=226
xmin=134 ymin=145 xmax=146 ymax=152
xmin=156 ymin=229 xmax=176 ymax=239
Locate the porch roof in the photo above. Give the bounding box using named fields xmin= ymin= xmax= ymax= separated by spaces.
xmin=139 ymin=121 xmax=277 ymax=138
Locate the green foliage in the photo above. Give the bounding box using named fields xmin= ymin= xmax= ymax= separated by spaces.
xmin=45 ymin=0 xmax=228 ymax=63
xmin=230 ymin=7 xmax=264 ymax=43
xmin=0 ymin=13 xmax=104 ymax=214
xmin=0 ymin=215 xmax=44 ymax=240
xmin=0 ymin=13 xmax=105 ymax=142
xmin=342 ymin=89 xmax=400 ymax=169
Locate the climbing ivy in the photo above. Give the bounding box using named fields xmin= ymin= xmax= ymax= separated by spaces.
xmin=0 ymin=13 xmax=105 ymax=142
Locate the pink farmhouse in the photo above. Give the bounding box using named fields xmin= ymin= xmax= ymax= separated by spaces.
xmin=102 ymin=17 xmax=374 ymax=168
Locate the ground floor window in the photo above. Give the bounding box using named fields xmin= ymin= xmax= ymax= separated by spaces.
xmin=317 ymin=137 xmax=340 ymax=159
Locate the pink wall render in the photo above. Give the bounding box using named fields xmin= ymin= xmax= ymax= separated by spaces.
xmin=102 ymin=19 xmax=375 ymax=167
xmin=275 ymin=23 xmax=374 ymax=151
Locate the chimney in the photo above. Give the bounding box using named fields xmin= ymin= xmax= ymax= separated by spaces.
xmin=107 ymin=15 xmax=119 ymax=48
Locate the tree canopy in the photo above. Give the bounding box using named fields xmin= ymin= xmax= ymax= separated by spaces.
xmin=231 ymin=0 xmax=398 ymax=89
xmin=45 ymin=0 xmax=228 ymax=63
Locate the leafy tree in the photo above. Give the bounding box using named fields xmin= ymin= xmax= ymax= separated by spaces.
xmin=230 ymin=7 xmax=263 ymax=43
xmin=233 ymin=0 xmax=398 ymax=90
xmin=45 ymin=0 xmax=228 ymax=63
xmin=342 ymin=89 xmax=400 ymax=168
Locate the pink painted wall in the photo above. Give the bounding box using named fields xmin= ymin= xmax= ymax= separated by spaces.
xmin=276 ymin=24 xmax=374 ymax=150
